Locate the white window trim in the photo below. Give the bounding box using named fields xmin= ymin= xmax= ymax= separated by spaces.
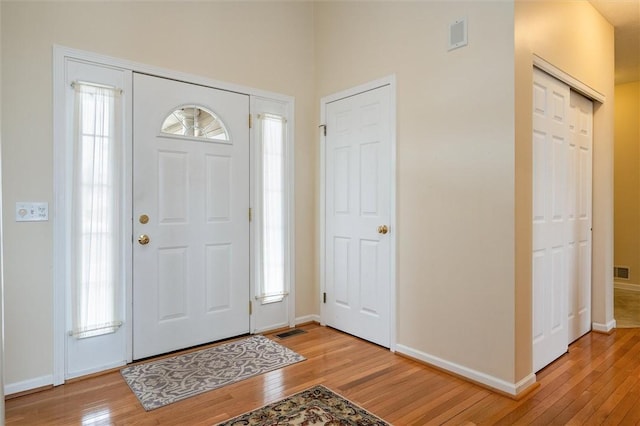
xmin=249 ymin=97 xmax=296 ymax=334
xmin=53 ymin=45 xmax=295 ymax=385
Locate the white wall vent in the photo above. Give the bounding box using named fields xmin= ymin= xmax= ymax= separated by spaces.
xmin=614 ymin=266 xmax=630 ymax=280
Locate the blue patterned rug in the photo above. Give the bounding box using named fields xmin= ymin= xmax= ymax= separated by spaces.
xmin=217 ymin=385 xmax=389 ymax=425
xmin=121 ymin=335 xmax=305 ymax=410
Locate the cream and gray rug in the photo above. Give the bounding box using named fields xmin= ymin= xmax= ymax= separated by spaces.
xmin=121 ymin=335 xmax=305 ymax=410
xmin=217 ymin=385 xmax=389 ymax=425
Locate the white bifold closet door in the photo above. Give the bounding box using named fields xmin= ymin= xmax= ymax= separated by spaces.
xmin=532 ymin=68 xmax=593 ymax=373
xmin=566 ymin=90 xmax=593 ymax=344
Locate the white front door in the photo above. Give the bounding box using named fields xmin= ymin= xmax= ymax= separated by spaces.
xmin=133 ymin=73 xmax=250 ymax=359
xmin=567 ymin=90 xmax=593 ymax=343
xmin=323 ymin=84 xmax=392 ymax=348
xmin=532 ymin=68 xmax=570 ymax=372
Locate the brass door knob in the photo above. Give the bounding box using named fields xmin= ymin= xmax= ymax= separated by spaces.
xmin=377 ymin=225 xmax=389 ymax=235
xmin=138 ymin=234 xmax=150 ymax=245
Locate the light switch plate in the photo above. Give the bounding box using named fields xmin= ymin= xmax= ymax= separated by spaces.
xmin=16 ymin=202 xmax=49 ymax=222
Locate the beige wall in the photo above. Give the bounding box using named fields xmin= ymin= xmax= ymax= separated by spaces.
xmin=316 ymin=1 xmax=518 ymax=383
xmin=614 ymin=81 xmax=640 ymax=285
xmin=315 ymin=0 xmax=614 ymax=387
xmin=514 ymin=1 xmax=614 ymax=379
xmin=1 ymin=1 xmax=316 ymax=385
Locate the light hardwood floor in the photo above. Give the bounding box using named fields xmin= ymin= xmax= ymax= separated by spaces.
xmin=6 ymin=323 xmax=640 ymax=425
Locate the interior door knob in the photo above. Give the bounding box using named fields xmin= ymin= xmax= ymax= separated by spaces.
xmin=377 ymin=225 xmax=389 ymax=235
xmin=138 ymin=234 xmax=150 ymax=245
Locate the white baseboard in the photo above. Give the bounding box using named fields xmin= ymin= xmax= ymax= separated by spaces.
xmin=295 ymin=314 xmax=320 ymax=325
xmin=396 ymin=344 xmax=536 ymax=397
xmin=65 ymin=360 xmax=127 ymax=381
xmin=254 ymin=322 xmax=292 ymax=334
xmin=593 ymin=319 xmax=617 ymax=333
xmin=5 ymin=374 xmax=53 ymax=396
xmin=614 ymin=281 xmax=640 ymax=292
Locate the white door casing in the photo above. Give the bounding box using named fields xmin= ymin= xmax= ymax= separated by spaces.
xmin=53 ymin=46 xmax=295 ymax=388
xmin=133 ymin=73 xmax=250 ymax=359
xmin=64 ymin=59 xmax=131 ymax=379
xmin=323 ymin=83 xmax=393 ymax=348
xmin=532 ymin=68 xmax=570 ymax=372
xmin=567 ymin=90 xmax=593 ymax=343
xmin=250 ymin=97 xmax=296 ymax=333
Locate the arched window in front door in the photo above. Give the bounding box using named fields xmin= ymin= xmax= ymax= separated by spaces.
xmin=161 ymin=105 xmax=229 ymax=141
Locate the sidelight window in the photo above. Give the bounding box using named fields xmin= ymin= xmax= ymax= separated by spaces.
xmin=70 ymin=82 xmax=123 ymax=339
xmin=256 ymin=113 xmax=288 ymax=304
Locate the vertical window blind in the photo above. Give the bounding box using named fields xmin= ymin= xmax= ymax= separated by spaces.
xmin=70 ymin=83 xmax=123 ymax=338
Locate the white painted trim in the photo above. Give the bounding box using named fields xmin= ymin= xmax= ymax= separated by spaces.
xmin=295 ymin=314 xmax=320 ymax=325
xmin=52 ymin=47 xmax=67 ymax=386
xmin=319 ymin=76 xmax=397 ymax=350
xmin=396 ymin=344 xmax=537 ymax=397
xmin=533 ymin=55 xmax=605 ymax=104
xmin=321 ymin=76 xmax=395 ymax=105
xmin=319 ymin=105 xmax=327 ymax=327
xmin=515 ymin=373 xmax=538 ymax=395
xmin=54 ymin=45 xmax=292 ymax=103
xmin=388 ymin=76 xmax=397 ymax=353
xmin=254 ymin=322 xmax=291 ymax=335
xmin=249 ymin=96 xmax=296 ymax=334
xmin=5 ymin=375 xmax=53 ymax=396
xmin=123 ymin=70 xmax=134 ymax=365
xmin=593 ymin=319 xmax=616 ymax=333
xmin=248 ymin=99 xmax=257 ymax=335
xmin=614 ymin=281 xmax=640 ymax=292
xmin=286 ymin=100 xmax=297 ymax=329
xmin=65 ymin=361 xmax=127 ymax=381
xmin=53 ymin=45 xmax=296 ymax=386
xmin=54 ymin=52 xmax=133 ymax=385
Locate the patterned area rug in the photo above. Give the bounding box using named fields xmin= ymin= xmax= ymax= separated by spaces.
xmin=217 ymin=385 xmax=389 ymax=425
xmin=121 ymin=335 xmax=305 ymax=410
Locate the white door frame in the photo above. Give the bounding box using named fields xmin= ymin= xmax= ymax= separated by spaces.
xmin=319 ymin=76 xmax=397 ymax=352
xmin=533 ymin=56 xmax=605 ymax=104
xmin=52 ymin=45 xmax=295 ymax=385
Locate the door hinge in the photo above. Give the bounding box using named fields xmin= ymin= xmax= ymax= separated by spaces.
xmin=249 ymin=300 xmax=253 ymax=315
xmin=249 ymin=114 xmax=253 ymax=129
xmin=319 ymin=124 xmax=326 ymax=136
xmin=323 ymin=292 xmax=327 ymax=304
xmin=249 ymin=207 xmax=252 ymax=222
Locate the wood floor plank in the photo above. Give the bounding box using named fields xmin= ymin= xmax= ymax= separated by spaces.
xmin=485 ymin=328 xmax=638 ymax=425
xmin=601 ymin=381 xmax=640 ymax=424
xmin=5 ymin=324 xmax=640 ymax=425
xmin=558 ymin=339 xmax=640 ymax=424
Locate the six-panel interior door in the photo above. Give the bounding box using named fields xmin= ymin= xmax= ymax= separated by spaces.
xmin=324 ymin=85 xmax=391 ymax=348
xmin=132 ymin=73 xmax=250 ymax=360
xmin=532 ymin=68 xmax=570 ymax=372
xmin=567 ymin=90 xmax=593 ymax=344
